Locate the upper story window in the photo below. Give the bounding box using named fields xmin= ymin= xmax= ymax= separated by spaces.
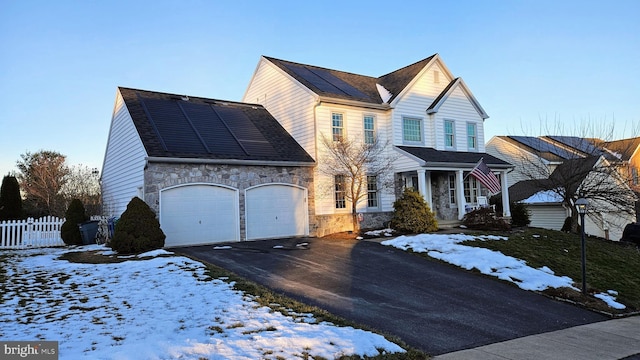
xmin=632 ymin=167 xmax=639 ymax=185
xmin=332 ymin=113 xmax=344 ymax=141
xmin=367 ymin=175 xmax=379 ymax=208
xmin=467 ymin=123 xmax=477 ymax=150
xmin=334 ymin=175 xmax=346 ymax=209
xmin=403 ymin=117 xmax=422 ymax=143
xmin=444 ymin=120 xmax=455 ymax=149
xmin=364 ymin=115 xmax=375 ymax=144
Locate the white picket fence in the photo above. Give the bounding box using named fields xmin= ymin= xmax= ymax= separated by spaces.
xmin=0 ymin=216 xmax=66 ymax=249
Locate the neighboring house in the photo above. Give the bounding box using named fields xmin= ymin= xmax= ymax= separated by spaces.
xmin=603 ymin=137 xmax=640 ymax=221
xmin=101 ymin=87 xmax=315 ymax=246
xmin=243 ymin=54 xmax=512 ymax=234
xmin=487 ymin=136 xmax=637 ymax=239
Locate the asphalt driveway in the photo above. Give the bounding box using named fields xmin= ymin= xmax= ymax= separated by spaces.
xmin=174 ymin=237 xmax=607 ymax=356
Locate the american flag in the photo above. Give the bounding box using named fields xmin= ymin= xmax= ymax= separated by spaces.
xmin=469 ymin=158 xmax=501 ymax=194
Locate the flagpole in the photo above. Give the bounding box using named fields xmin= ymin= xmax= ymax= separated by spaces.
xmin=464 ymin=157 xmax=484 ymax=181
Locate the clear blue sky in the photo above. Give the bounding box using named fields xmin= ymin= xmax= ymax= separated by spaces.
xmin=1 ymin=0 xmax=638 ymax=178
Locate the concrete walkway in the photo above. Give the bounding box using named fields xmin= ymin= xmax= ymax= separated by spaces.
xmin=434 ymin=316 xmax=640 ymax=360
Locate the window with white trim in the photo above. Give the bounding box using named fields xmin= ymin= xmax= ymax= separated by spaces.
xmin=335 ymin=175 xmax=346 ymax=209
xmin=467 ymin=123 xmax=477 ymax=150
xmin=364 ymin=115 xmax=375 ymax=144
xmin=367 ymin=175 xmax=379 ymax=208
xmin=448 ymin=174 xmax=456 ymax=205
xmin=444 ymin=120 xmax=455 ymax=148
xmin=403 ymin=117 xmax=422 ymax=143
xmin=464 ymin=176 xmax=479 ymax=203
xmin=332 ymin=113 xmax=344 ymax=141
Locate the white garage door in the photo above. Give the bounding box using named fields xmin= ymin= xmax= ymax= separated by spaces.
xmin=160 ymin=184 xmax=239 ymax=247
xmin=246 ymin=184 xmax=308 ymax=240
xmin=528 ymin=205 xmax=568 ymax=231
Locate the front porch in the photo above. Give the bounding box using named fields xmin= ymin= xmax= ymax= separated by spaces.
xmin=394 ymin=147 xmax=513 ymax=221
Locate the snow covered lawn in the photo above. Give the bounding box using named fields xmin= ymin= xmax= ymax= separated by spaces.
xmin=0 ymin=245 xmax=404 ymax=359
xmin=381 ymin=233 xmax=625 ymax=309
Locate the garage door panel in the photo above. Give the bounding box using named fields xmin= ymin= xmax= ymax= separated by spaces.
xmin=161 ymin=185 xmax=239 ymax=246
xmin=246 ymin=185 xmax=307 ymax=240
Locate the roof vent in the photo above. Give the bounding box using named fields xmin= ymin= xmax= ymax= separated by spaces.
xmin=181 ymin=95 xmax=190 ymax=101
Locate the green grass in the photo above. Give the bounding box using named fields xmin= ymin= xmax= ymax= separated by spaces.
xmin=459 ymin=228 xmax=640 ymax=313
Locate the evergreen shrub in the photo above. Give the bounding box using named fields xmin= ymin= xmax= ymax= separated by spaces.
xmin=510 ymin=202 xmax=531 ymax=227
xmin=0 ymin=175 xmax=24 ymax=221
xmin=110 ymin=197 xmax=165 ymax=254
xmin=60 ymin=199 xmax=89 ymax=245
xmin=391 ymin=188 xmax=438 ymax=234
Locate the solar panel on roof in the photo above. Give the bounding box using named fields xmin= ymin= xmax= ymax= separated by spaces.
xmin=282 ymin=63 xmax=370 ymax=100
xmin=310 ymin=68 xmax=371 ymax=100
xmin=510 ymin=136 xmax=579 ymax=159
xmin=139 ymin=97 xmax=208 ymax=154
xmin=178 ymin=101 xmax=246 ymax=156
xmin=213 ymin=106 xmax=278 ymax=158
xmin=548 ymin=136 xmax=601 ymax=156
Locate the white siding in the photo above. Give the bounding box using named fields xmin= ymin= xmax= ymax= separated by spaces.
xmin=313 ymin=104 xmax=394 ymax=215
xmin=486 ymin=137 xmax=549 ymax=187
xmin=431 ymin=86 xmax=486 ymax=152
xmin=101 ymin=89 xmax=147 ymax=217
xmin=527 ymin=205 xmax=569 ymax=231
xmin=391 ymin=62 xmax=452 ymax=148
xmin=243 ymin=59 xmax=318 ymax=159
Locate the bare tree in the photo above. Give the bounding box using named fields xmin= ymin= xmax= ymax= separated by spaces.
xmin=61 ymin=165 xmax=102 ymax=216
xmin=16 ymin=150 xmax=70 ymax=217
xmin=318 ymin=134 xmax=397 ymax=232
xmin=507 ymin=121 xmax=637 ymax=233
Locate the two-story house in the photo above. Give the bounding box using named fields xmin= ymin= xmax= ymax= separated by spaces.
xmin=486 ymin=135 xmax=637 ymax=239
xmin=101 ymin=54 xmax=513 ymax=247
xmin=243 ymin=54 xmax=512 ymax=235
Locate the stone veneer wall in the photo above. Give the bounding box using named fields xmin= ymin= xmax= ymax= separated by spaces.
xmin=143 ymin=162 xmax=315 ymax=240
xmin=143 ymin=162 xmax=388 ymax=239
xmin=432 ymin=173 xmax=458 ymax=220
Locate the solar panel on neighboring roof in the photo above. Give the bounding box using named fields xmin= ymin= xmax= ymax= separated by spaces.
xmin=510 ymin=136 xmax=580 ymax=159
xmin=547 ymin=136 xmax=602 ymax=156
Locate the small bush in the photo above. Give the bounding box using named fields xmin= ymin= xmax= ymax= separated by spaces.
xmin=462 ymin=207 xmax=510 ymax=231
xmin=391 ymin=188 xmax=438 ymax=234
xmin=561 ymin=216 xmax=573 ymax=232
xmin=510 ymin=202 xmax=531 ymax=227
xmin=60 ymin=199 xmax=89 ymax=245
xmin=110 ymin=197 xmax=165 ymax=254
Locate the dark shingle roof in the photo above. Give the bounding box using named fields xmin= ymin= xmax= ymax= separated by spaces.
xmin=604 ymin=137 xmax=640 ymax=161
xmin=508 ymin=179 xmax=553 ymax=202
xmin=119 ymin=87 xmax=315 ymax=164
xmin=264 ymin=57 xmax=381 ymax=103
xmin=377 ymin=55 xmax=437 ymax=103
xmin=508 ymin=156 xmax=599 ymax=202
xmin=503 ymin=136 xmax=581 ymax=161
xmin=396 ymin=146 xmax=512 ymax=168
xmin=265 ymin=54 xmax=438 ymax=105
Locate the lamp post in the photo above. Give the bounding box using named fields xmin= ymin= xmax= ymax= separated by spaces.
xmin=576 ymin=198 xmax=589 ymax=295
